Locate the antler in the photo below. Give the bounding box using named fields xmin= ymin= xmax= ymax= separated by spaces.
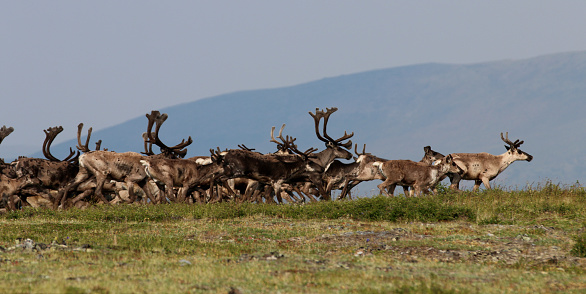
xmin=43 ymin=126 xmax=79 ymax=162
xmin=145 ymin=110 xmax=193 ymax=158
xmin=0 ymin=125 xmax=14 ymax=145
xmin=76 ymin=123 xmax=92 ymax=153
xmin=238 ymin=144 xmax=255 ymax=152
xmin=354 ymin=143 xmax=370 ymax=157
xmin=286 ymin=142 xmax=318 ymax=160
xmin=500 ymin=132 xmax=524 ymax=149
xmin=270 ymin=124 xmax=300 ymax=153
xmin=308 ymin=108 xmax=330 ymax=144
xmin=141 ymin=132 xmax=155 ymax=156
xmin=77 ymin=123 xmax=105 ymax=152
xmin=270 ymin=124 xmax=287 ymax=150
xmin=210 ymin=147 xmax=226 ymax=162
xmin=308 ymin=107 xmax=353 ymax=149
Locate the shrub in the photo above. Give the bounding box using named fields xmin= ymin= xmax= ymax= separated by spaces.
xmin=571 ymin=232 xmax=586 ymax=258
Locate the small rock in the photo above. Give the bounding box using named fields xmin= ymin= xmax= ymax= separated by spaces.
xmin=354 ymin=248 xmax=366 ymax=257
xmin=23 ymin=239 xmax=35 ymax=251
xmin=179 ymin=259 xmax=192 ymax=266
xmin=263 ymin=252 xmax=284 ymax=260
xmin=35 ymin=243 xmax=48 ymax=250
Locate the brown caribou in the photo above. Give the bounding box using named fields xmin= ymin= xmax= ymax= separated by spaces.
xmin=327 ymin=145 xmax=446 ymax=199
xmin=11 ymin=126 xmax=81 ymax=208
xmin=215 ymin=107 xmax=354 ymax=203
xmin=448 ymin=132 xmax=533 ymax=191
xmin=373 ymin=154 xmax=463 ymax=197
xmin=140 ymin=149 xmax=226 ymax=203
xmin=1 ymin=174 xmax=36 ymax=211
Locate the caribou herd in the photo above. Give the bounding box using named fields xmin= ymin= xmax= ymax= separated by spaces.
xmin=0 ymin=108 xmax=533 ymax=210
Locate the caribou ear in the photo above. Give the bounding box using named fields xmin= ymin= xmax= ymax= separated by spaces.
xmin=504 ymin=145 xmax=511 ymax=151
xmin=424 ymin=146 xmax=431 ymax=152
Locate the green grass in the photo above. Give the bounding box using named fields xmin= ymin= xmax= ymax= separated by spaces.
xmin=1 ymin=183 xmax=585 ymax=293
xmin=3 ymin=195 xmax=475 ymax=223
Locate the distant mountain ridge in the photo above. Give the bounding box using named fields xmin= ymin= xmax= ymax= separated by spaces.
xmin=38 ymin=51 xmax=586 ymax=192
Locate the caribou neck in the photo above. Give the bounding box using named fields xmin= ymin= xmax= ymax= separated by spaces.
xmin=311 ymin=148 xmax=341 ymax=170
xmin=496 ymin=152 xmax=518 ymax=175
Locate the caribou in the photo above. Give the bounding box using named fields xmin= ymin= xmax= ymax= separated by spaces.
xmin=13 ymin=127 xmax=80 ymax=206
xmin=1 ymin=174 xmax=35 ymax=210
xmin=326 ymin=145 xmax=447 ymax=199
xmin=140 ymin=151 xmax=226 ymax=203
xmin=448 ymin=132 xmax=533 ymax=191
xmin=321 ymin=144 xmax=385 ymax=200
xmin=56 ymin=110 xmax=193 ymax=208
xmin=374 ymin=154 xmax=463 ymax=197
xmin=214 ymin=107 xmax=354 ymax=203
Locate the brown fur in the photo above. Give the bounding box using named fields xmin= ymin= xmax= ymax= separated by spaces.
xmin=375 ymin=155 xmax=462 ymax=197
xmin=328 ymin=146 xmax=445 ymax=199
xmin=141 ymin=157 xmax=224 ymax=203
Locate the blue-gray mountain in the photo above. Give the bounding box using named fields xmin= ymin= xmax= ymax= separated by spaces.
xmin=38 ymin=51 xmax=586 ymax=192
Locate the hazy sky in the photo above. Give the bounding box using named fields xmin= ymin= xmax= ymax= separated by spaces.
xmin=2 ymin=1 xmax=586 ymax=157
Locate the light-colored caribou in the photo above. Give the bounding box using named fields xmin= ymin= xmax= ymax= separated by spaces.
xmin=448 ymin=132 xmax=533 ymax=191
xmin=57 ymin=111 xmax=192 ymax=208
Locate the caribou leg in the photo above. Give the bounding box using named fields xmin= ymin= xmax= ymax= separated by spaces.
xmin=140 ymin=181 xmax=158 ymax=204
xmin=55 ymin=169 xmax=90 ymax=210
xmin=293 ymin=186 xmax=317 ymax=203
xmin=67 ymin=189 xmax=94 ymax=209
xmin=91 ymin=174 xmax=112 ymax=205
xmin=449 ymin=174 xmax=461 ymax=191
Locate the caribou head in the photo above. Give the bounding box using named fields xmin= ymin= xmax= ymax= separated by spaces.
xmin=501 ymin=132 xmax=533 ymax=162
xmin=420 ymin=146 xmax=446 ymax=165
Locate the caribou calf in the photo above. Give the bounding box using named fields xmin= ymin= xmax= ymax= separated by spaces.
xmin=374 ymin=155 xmax=462 ymax=197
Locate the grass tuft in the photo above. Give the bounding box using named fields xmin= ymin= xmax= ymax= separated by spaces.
xmin=571 ymin=232 xmax=586 ymax=258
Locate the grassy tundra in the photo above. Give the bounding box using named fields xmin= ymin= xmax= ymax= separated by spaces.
xmin=1 ymin=183 xmax=585 ymax=293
